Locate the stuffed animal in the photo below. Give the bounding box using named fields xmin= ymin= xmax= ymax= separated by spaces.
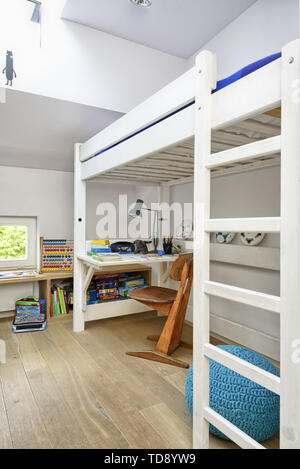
xmin=134 ymin=240 xmax=152 ymax=254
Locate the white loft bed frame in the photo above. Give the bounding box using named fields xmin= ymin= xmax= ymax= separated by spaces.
xmin=74 ymin=39 xmax=300 ymax=449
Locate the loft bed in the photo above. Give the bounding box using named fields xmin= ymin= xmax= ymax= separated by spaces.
xmin=74 ymin=39 xmax=300 ymax=450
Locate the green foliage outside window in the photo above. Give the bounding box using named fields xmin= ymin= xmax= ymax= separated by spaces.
xmin=0 ymin=226 xmax=27 ymax=260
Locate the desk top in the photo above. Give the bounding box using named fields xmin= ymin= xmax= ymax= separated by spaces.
xmin=77 ymin=253 xmax=178 ymax=270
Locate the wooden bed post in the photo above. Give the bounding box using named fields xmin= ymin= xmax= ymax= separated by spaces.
xmin=280 ymin=39 xmax=300 ymax=449
xmin=193 ymin=50 xmax=217 ymax=449
xmin=73 ymin=143 xmax=86 ymax=332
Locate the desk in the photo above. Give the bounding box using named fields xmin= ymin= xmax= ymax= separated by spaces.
xmin=74 ymin=254 xmax=178 ymax=331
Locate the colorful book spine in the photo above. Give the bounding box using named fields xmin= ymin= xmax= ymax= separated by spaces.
xmin=91 ymin=239 xmax=110 ymax=246
xmin=63 ymin=290 xmax=70 ymax=314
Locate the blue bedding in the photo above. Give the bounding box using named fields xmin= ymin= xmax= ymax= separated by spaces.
xmin=95 ymin=52 xmax=281 ymax=158
xmin=213 ymin=52 xmax=281 ymax=93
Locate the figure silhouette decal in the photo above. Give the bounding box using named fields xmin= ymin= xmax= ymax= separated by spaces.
xmin=2 ymin=50 xmax=17 ymax=86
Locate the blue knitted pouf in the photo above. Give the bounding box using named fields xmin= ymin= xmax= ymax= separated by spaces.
xmin=185 ymin=346 xmax=280 ymax=442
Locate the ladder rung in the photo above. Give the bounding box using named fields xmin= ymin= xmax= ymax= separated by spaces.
xmin=205 ymin=135 xmax=281 ymax=169
xmin=204 ymin=343 xmax=280 ymax=395
xmin=204 ymin=281 xmax=280 ymax=313
xmin=203 ymin=407 xmax=265 ymax=449
xmin=205 ymin=217 xmax=280 ymax=233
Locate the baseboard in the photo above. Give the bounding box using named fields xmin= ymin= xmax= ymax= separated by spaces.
xmin=185 ymin=306 xmax=279 ymax=362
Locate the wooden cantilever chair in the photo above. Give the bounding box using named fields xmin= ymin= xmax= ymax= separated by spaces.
xmin=126 ymin=254 xmax=193 ymax=368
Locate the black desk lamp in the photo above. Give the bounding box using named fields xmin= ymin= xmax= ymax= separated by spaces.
xmin=129 ymin=199 xmax=160 ymax=253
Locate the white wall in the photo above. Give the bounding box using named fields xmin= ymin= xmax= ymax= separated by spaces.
xmin=0 ymin=165 xmax=73 ymax=311
xmin=0 ymin=0 xmax=186 ymax=113
xmin=171 ymin=166 xmax=280 ymax=340
xmin=0 ymin=165 xmax=138 ymax=311
xmin=187 ymin=0 xmax=300 ymax=77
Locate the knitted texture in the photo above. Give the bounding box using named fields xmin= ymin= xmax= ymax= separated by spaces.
xmin=185 ymin=346 xmax=280 ymax=442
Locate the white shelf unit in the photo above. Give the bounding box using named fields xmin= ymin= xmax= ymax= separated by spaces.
xmin=77 ymin=260 xmax=153 ymax=324
xmin=74 ymin=39 xmax=300 ymax=449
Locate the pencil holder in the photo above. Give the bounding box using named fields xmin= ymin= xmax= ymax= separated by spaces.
xmin=163 ymin=243 xmax=172 ymax=255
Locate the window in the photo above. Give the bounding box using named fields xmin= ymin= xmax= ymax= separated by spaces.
xmin=0 ymin=217 xmax=37 ymax=270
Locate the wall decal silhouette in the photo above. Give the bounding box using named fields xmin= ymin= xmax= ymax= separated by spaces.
xmin=2 ymin=51 xmax=17 ymax=86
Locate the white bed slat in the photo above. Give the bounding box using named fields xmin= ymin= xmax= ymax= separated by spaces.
xmin=204 ymin=280 xmax=280 ymax=313
xmin=203 ymin=408 xmax=265 ymax=449
xmin=204 ymin=343 xmax=280 ymax=395
xmin=230 ymin=119 xmax=279 ymax=137
xmin=94 ymin=176 xmax=160 ymax=186
xmin=205 ymin=217 xmax=280 ymax=233
xmin=205 ymin=135 xmax=281 ymax=169
xmin=124 ymin=165 xmax=194 ymax=176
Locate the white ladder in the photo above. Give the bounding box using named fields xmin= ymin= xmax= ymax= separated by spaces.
xmin=193 ymin=40 xmax=300 ymax=449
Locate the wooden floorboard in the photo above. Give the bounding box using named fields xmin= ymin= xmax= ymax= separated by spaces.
xmin=0 ymin=313 xmax=279 ymax=449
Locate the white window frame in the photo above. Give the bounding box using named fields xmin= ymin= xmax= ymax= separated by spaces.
xmin=0 ymin=216 xmax=38 ymax=270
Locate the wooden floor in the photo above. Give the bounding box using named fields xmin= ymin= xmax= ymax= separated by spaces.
xmin=0 ymin=312 xmax=279 ymax=449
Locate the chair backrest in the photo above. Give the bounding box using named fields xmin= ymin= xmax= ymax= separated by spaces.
xmin=169 ymin=254 xmax=193 ymax=281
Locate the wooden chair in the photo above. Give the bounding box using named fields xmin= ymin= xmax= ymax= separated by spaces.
xmin=126 ymin=254 xmax=193 ymax=368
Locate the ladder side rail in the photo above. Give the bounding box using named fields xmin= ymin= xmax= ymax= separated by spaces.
xmin=193 ymin=50 xmax=217 ymax=449
xmin=280 ymin=39 xmax=300 ymax=449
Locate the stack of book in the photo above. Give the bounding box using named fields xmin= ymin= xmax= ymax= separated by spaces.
xmin=90 ymin=239 xmax=111 ymax=254
xmin=87 ymin=274 xmax=121 ymax=304
xmin=50 ymin=280 xmax=73 ymax=317
xmin=86 ymin=272 xmax=147 ymax=304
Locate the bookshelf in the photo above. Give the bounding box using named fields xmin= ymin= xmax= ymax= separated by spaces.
xmin=0 ymin=265 xmax=153 ymax=324
xmin=0 ymin=272 xmax=73 ymax=322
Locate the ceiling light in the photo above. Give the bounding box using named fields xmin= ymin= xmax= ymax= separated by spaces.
xmin=130 ymin=0 xmax=152 ymax=7
xmin=26 ymin=0 xmax=41 ymax=23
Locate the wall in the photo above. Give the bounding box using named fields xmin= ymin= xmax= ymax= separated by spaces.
xmin=0 ymin=0 xmax=186 ymax=113
xmin=0 ymin=165 xmax=73 ymax=311
xmin=186 ymin=0 xmax=300 ymax=77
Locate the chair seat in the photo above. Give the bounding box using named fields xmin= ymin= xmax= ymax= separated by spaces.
xmin=129 ymin=286 xmax=177 ymax=304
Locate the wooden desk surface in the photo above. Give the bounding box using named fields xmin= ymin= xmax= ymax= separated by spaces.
xmin=78 ymin=253 xmax=178 ymax=270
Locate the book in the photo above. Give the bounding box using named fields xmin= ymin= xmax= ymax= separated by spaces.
xmin=90 ymin=247 xmax=112 ymax=253
xmin=91 ymin=239 xmax=110 ymax=246
xmin=63 ymin=290 xmax=70 ymax=314
xmin=55 ymin=290 xmax=60 ymax=316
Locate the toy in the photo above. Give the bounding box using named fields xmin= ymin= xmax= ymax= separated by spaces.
xmin=134 ymin=240 xmax=152 ymax=254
